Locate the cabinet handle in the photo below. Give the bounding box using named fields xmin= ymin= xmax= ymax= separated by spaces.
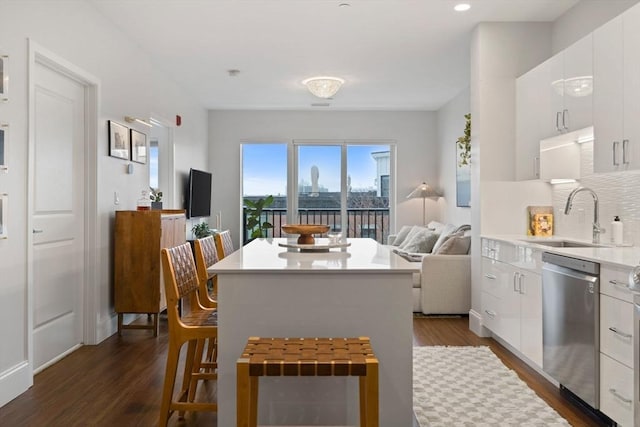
xmin=484 ymin=274 xmax=496 ymax=280
xmin=622 ymin=139 xmax=629 ymax=165
xmin=484 ymin=310 xmax=496 ymax=318
xmin=556 ymin=111 xmax=562 ymax=132
xmin=519 ymin=274 xmax=525 ymax=295
xmin=534 ymin=156 xmax=540 ymax=178
xmin=513 ymin=272 xmax=520 ymax=292
xmin=609 ymin=279 xmax=633 ymax=293
xmin=608 ymin=388 xmax=632 ymax=404
xmin=608 ymin=327 xmax=632 ymax=339
xmin=562 ymin=109 xmax=569 ymax=130
xmin=613 ymin=141 xmax=620 ymax=166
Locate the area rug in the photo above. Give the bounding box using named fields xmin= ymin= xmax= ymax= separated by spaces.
xmin=413 ymin=346 xmax=570 ymax=426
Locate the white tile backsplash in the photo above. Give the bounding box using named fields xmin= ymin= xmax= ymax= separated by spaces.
xmin=551 ymin=142 xmax=640 ymax=245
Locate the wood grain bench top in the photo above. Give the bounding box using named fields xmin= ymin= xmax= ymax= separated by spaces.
xmin=238 ymin=337 xmax=377 ymax=377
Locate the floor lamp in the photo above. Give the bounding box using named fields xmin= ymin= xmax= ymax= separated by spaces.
xmin=406 ymin=182 xmax=441 ymax=226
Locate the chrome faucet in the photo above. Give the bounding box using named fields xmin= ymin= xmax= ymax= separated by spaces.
xmin=564 ymin=187 xmax=605 ymax=244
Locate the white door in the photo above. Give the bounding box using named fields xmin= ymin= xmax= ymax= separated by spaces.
xmin=31 ymin=61 xmax=85 ymax=371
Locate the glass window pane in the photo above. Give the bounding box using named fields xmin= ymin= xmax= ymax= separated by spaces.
xmin=242 ymin=143 xmax=287 ymax=242
xmin=297 ymin=145 xmax=341 ymax=228
xmin=149 ymin=139 xmax=159 ymax=189
xmin=347 ymin=145 xmax=390 ymax=242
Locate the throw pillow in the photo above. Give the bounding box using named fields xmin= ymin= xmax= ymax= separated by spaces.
xmin=431 ymin=223 xmax=457 ymax=253
xmin=434 ymin=233 xmax=471 ymax=255
xmin=397 ymin=225 xmax=425 ymax=249
xmin=399 ymin=228 xmax=439 ymax=253
xmin=392 ymin=225 xmax=414 ymax=246
xmin=427 ymin=220 xmax=446 ymax=234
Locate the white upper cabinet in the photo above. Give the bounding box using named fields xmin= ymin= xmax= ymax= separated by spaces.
xmin=515 ymin=34 xmax=592 ymax=181
xmin=557 ymin=33 xmax=593 ymax=133
xmin=594 ymin=4 xmax=640 ymax=172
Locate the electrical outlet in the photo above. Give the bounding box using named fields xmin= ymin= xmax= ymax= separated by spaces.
xmin=114 ymin=191 xmax=120 ymax=205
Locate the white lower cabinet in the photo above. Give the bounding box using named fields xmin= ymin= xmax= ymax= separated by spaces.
xmin=600 ymin=353 xmax=634 ymax=427
xmin=600 ymin=294 xmax=634 ymax=369
xmin=481 ymin=244 xmax=543 ymax=367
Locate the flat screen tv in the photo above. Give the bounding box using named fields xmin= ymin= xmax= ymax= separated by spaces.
xmin=185 ymin=168 xmax=212 ymax=218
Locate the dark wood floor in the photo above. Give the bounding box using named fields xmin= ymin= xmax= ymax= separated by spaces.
xmin=0 ymin=316 xmax=603 ymax=426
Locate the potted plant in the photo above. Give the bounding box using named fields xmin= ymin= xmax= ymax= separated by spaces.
xmin=150 ymin=188 xmax=163 ymax=210
xmin=192 ymin=222 xmax=213 ymax=239
xmin=244 ymin=195 xmax=274 ymax=241
xmin=457 ymin=113 xmax=471 ymax=166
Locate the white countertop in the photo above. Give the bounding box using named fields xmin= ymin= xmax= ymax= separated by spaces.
xmin=482 ymin=234 xmax=640 ymax=268
xmin=208 ymin=237 xmax=420 ymax=274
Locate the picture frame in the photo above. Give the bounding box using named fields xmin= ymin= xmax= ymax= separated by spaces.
xmin=130 ymin=129 xmax=147 ymax=164
xmin=0 ymin=122 xmax=7 ymax=171
xmin=0 ymin=51 xmax=8 ymax=101
xmin=0 ymin=193 xmax=7 ymax=239
xmin=108 ymin=120 xmax=129 ymax=160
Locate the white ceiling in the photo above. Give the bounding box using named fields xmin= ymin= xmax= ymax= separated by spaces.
xmin=88 ymin=0 xmax=579 ymax=111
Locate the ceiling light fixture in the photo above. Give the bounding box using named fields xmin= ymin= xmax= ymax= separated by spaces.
xmin=124 ymin=116 xmax=152 ymax=128
xmin=454 ymin=3 xmax=471 ymax=12
xmin=302 ymin=76 xmax=345 ymax=99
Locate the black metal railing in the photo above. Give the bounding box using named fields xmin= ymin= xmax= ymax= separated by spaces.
xmin=242 ymin=208 xmax=390 ymax=244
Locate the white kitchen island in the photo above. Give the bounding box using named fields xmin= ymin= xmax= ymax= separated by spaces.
xmin=209 ymin=237 xmax=418 ymax=426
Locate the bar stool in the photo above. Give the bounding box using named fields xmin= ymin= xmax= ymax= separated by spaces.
xmin=236 ymin=336 xmax=379 ymax=427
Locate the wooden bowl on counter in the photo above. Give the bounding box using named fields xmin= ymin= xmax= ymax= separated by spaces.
xmin=281 ymin=224 xmax=330 ymax=245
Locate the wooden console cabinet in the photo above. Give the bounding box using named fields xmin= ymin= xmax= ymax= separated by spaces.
xmin=114 ymin=210 xmax=186 ymax=336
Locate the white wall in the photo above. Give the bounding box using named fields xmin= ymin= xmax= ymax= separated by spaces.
xmin=0 ymin=0 xmax=208 ymax=406
xmin=436 ymin=87 xmax=471 ymax=226
xmin=552 ymin=0 xmax=639 ymax=54
xmin=208 ymin=110 xmax=438 ymax=248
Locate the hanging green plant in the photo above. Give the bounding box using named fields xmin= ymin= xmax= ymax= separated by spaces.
xmin=457 ymin=113 xmax=471 ymax=167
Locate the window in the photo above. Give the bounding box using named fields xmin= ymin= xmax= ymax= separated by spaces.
xmin=241 ymin=141 xmax=394 ymax=243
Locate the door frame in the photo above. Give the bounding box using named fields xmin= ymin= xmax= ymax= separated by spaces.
xmin=27 ymin=40 xmax=100 ymax=375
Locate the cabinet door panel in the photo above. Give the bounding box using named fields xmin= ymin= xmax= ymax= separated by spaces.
xmin=623 ymin=5 xmax=640 ymax=170
xmin=600 ymin=353 xmax=634 ymax=427
xmin=594 ymin=15 xmax=624 ymax=173
xmin=600 ymin=294 xmax=634 ymax=368
xmin=562 ymin=33 xmax=593 ymax=132
xmin=520 ymin=272 xmax=542 ymax=367
xmin=499 ymin=266 xmax=521 ymax=349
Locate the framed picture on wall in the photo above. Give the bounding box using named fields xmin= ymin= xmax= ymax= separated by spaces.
xmin=0 ymin=51 xmax=8 ymax=101
xmin=108 ymin=120 xmax=129 ymax=160
xmin=0 ymin=193 xmax=7 ymax=239
xmin=130 ymin=129 xmax=147 ymax=164
xmin=0 ymin=122 xmax=7 ymax=171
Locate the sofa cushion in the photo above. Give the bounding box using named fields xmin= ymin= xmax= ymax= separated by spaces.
xmin=399 ymin=228 xmax=439 ymax=253
xmin=397 ymin=225 xmax=425 ymax=248
xmin=391 ymin=225 xmax=414 ymax=246
xmin=433 ymin=232 xmax=471 ymax=255
xmin=427 ymin=220 xmax=446 ymax=233
xmin=431 ymin=223 xmax=457 ymax=253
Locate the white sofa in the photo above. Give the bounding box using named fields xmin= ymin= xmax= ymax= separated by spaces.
xmin=388 ymin=223 xmax=471 ymax=315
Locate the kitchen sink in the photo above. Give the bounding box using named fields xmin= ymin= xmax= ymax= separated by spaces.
xmin=519 ymin=239 xmax=609 ymax=248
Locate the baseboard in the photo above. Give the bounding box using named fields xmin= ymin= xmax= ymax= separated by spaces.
xmin=0 ymin=361 xmax=32 ymax=407
xmin=96 ymin=312 xmax=119 ymax=344
xmin=468 ymin=309 xmax=491 ymax=337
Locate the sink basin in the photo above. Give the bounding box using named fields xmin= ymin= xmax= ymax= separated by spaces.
xmin=519 ymin=239 xmax=608 ymax=248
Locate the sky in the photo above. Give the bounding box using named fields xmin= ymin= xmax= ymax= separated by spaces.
xmin=242 ymin=143 xmax=389 ymax=196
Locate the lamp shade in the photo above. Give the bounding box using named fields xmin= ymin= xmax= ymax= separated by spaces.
xmin=406 ymin=182 xmax=440 ymax=199
xmin=302 ymin=76 xmax=345 ymax=99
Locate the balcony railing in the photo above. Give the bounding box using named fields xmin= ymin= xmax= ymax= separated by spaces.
xmin=242 ymin=208 xmax=390 ymax=244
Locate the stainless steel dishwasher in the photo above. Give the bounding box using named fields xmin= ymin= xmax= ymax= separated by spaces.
xmin=541 ymin=252 xmax=600 ymax=409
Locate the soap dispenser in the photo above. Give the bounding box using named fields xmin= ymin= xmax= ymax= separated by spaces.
xmin=611 ymin=216 xmax=623 ymax=245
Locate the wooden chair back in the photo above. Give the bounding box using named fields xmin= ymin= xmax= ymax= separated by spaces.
xmin=193 ymin=236 xmax=218 ymax=309
xmin=161 ymin=243 xmax=201 ymax=318
xmin=215 ymin=230 xmax=235 ymax=259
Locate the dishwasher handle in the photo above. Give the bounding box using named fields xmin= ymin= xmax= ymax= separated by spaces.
xmin=542 ymin=262 xmax=599 ymax=287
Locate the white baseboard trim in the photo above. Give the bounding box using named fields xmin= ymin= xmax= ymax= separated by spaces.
xmin=489 ymin=333 xmax=558 ymax=387
xmin=468 ymin=309 xmax=491 ymax=337
xmin=0 ymin=361 xmax=32 ymax=407
xmin=96 ymin=312 xmax=119 ymax=344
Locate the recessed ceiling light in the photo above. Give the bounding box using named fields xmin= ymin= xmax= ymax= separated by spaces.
xmin=454 ymin=3 xmax=471 ymax=12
